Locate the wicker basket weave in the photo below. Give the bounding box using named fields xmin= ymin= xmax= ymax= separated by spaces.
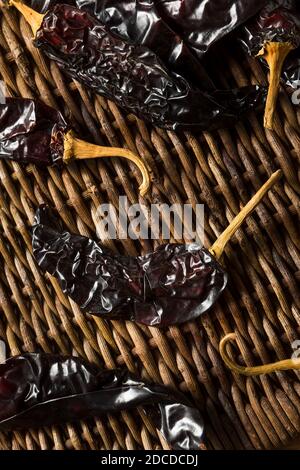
xmin=0 ymin=4 xmax=300 ymax=451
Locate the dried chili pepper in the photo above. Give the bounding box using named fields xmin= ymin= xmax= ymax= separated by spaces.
xmin=10 ymin=2 xmax=266 ymax=132
xmin=25 ymin=0 xmax=268 ymax=60
xmin=0 ymin=97 xmax=150 ymax=196
xmin=153 ymin=0 xmax=269 ymax=59
xmin=32 ymin=171 xmax=281 ymax=327
xmin=26 ymin=0 xmax=214 ymax=91
xmin=0 ymin=352 xmax=205 ymax=449
xmin=220 ymin=333 xmax=300 ymax=376
xmin=238 ymin=0 xmax=300 ymax=128
xmin=74 ymin=0 xmax=215 ymax=91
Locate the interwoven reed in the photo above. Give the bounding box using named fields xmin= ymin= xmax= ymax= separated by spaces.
xmin=0 ymin=4 xmax=299 ymax=451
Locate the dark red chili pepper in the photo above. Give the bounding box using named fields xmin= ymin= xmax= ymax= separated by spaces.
xmin=32 ymin=205 xmax=228 ymax=327
xmin=32 ymin=171 xmax=281 ymax=328
xmin=238 ymin=0 xmax=300 ymax=128
xmin=0 ymin=97 xmax=150 ymax=195
xmin=0 ymin=96 xmax=67 ymax=166
xmin=27 ymin=0 xmax=214 ymax=91
xmin=153 ymin=0 xmax=269 ymax=59
xmin=25 ymin=0 xmax=268 ymax=61
xmin=11 ymin=2 xmax=266 ymax=132
xmin=0 ymin=352 xmax=205 ymax=450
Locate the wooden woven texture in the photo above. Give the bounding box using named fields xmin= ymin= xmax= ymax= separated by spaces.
xmin=0 ymin=5 xmax=299 ymax=451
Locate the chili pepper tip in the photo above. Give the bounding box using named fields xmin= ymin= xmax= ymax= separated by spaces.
xmin=220 ymin=332 xmax=300 ymax=376
xmin=210 ymin=169 xmax=282 ymax=260
xmin=9 ymin=0 xmax=44 ymax=36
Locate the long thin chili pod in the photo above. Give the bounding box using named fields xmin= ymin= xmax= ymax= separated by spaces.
xmin=220 ymin=333 xmax=300 ymax=376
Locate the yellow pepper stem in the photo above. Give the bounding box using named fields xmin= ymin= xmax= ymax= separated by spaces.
xmin=210 ymin=170 xmax=282 ymax=260
xmin=220 ymin=333 xmax=300 ymax=376
xmin=9 ymin=0 xmax=44 ymax=35
xmin=257 ymin=41 xmax=295 ymax=130
xmin=63 ymin=131 xmax=150 ymax=197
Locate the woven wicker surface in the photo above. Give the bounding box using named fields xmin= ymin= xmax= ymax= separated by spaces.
xmin=0 ymin=5 xmax=299 ymax=451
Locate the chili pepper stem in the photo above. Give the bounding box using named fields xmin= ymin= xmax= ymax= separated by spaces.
xmin=63 ymin=131 xmax=150 ymax=197
xmin=220 ymin=333 xmax=300 ymax=376
xmin=257 ymin=42 xmax=295 ymax=130
xmin=9 ymin=0 xmax=44 ymax=35
xmin=209 ymin=170 xmax=282 ymax=260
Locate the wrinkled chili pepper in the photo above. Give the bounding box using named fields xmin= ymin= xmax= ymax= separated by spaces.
xmin=25 ymin=0 xmax=269 ymax=59
xmin=26 ymin=0 xmax=214 ymax=91
xmin=238 ymin=0 xmax=300 ymax=128
xmin=32 ymin=171 xmax=281 ymax=327
xmin=10 ymin=2 xmax=266 ymax=132
xmin=0 ymin=352 xmax=205 ymax=450
xmin=0 ymin=97 xmax=150 ymax=196
xmin=32 ymin=205 xmax=228 ymax=327
xmin=77 ymin=0 xmax=215 ymax=90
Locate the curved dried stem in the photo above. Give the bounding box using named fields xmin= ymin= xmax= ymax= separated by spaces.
xmin=220 ymin=333 xmax=300 ymax=376
xmin=209 ymin=170 xmax=282 ymax=260
xmin=9 ymin=0 xmax=44 ymax=36
xmin=63 ymin=131 xmax=151 ymax=197
xmin=257 ymin=41 xmax=295 ymax=129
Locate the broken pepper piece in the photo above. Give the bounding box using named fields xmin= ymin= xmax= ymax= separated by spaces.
xmin=0 ymin=352 xmax=205 ymax=450
xmin=238 ymin=0 xmax=300 ymax=128
xmin=0 ymin=97 xmax=150 ymax=196
xmin=32 ymin=171 xmax=282 ymax=327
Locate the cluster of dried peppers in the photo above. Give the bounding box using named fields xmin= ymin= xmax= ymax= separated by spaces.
xmin=0 ymin=352 xmax=205 ymax=449
xmin=0 ymin=97 xmax=150 ymax=196
xmin=0 ymin=0 xmax=296 ymax=445
xmin=10 ymin=1 xmax=266 ymax=132
xmin=238 ymin=0 xmax=300 ymax=128
xmin=32 ymin=172 xmax=281 ymax=327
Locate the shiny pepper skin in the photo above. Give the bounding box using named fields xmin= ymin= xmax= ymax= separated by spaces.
xmin=32 ymin=205 xmax=228 ymax=327
xmin=0 ymin=353 xmax=205 ymax=450
xmin=33 ymin=4 xmax=266 ymax=132
xmin=0 ymin=97 xmax=67 ymax=166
